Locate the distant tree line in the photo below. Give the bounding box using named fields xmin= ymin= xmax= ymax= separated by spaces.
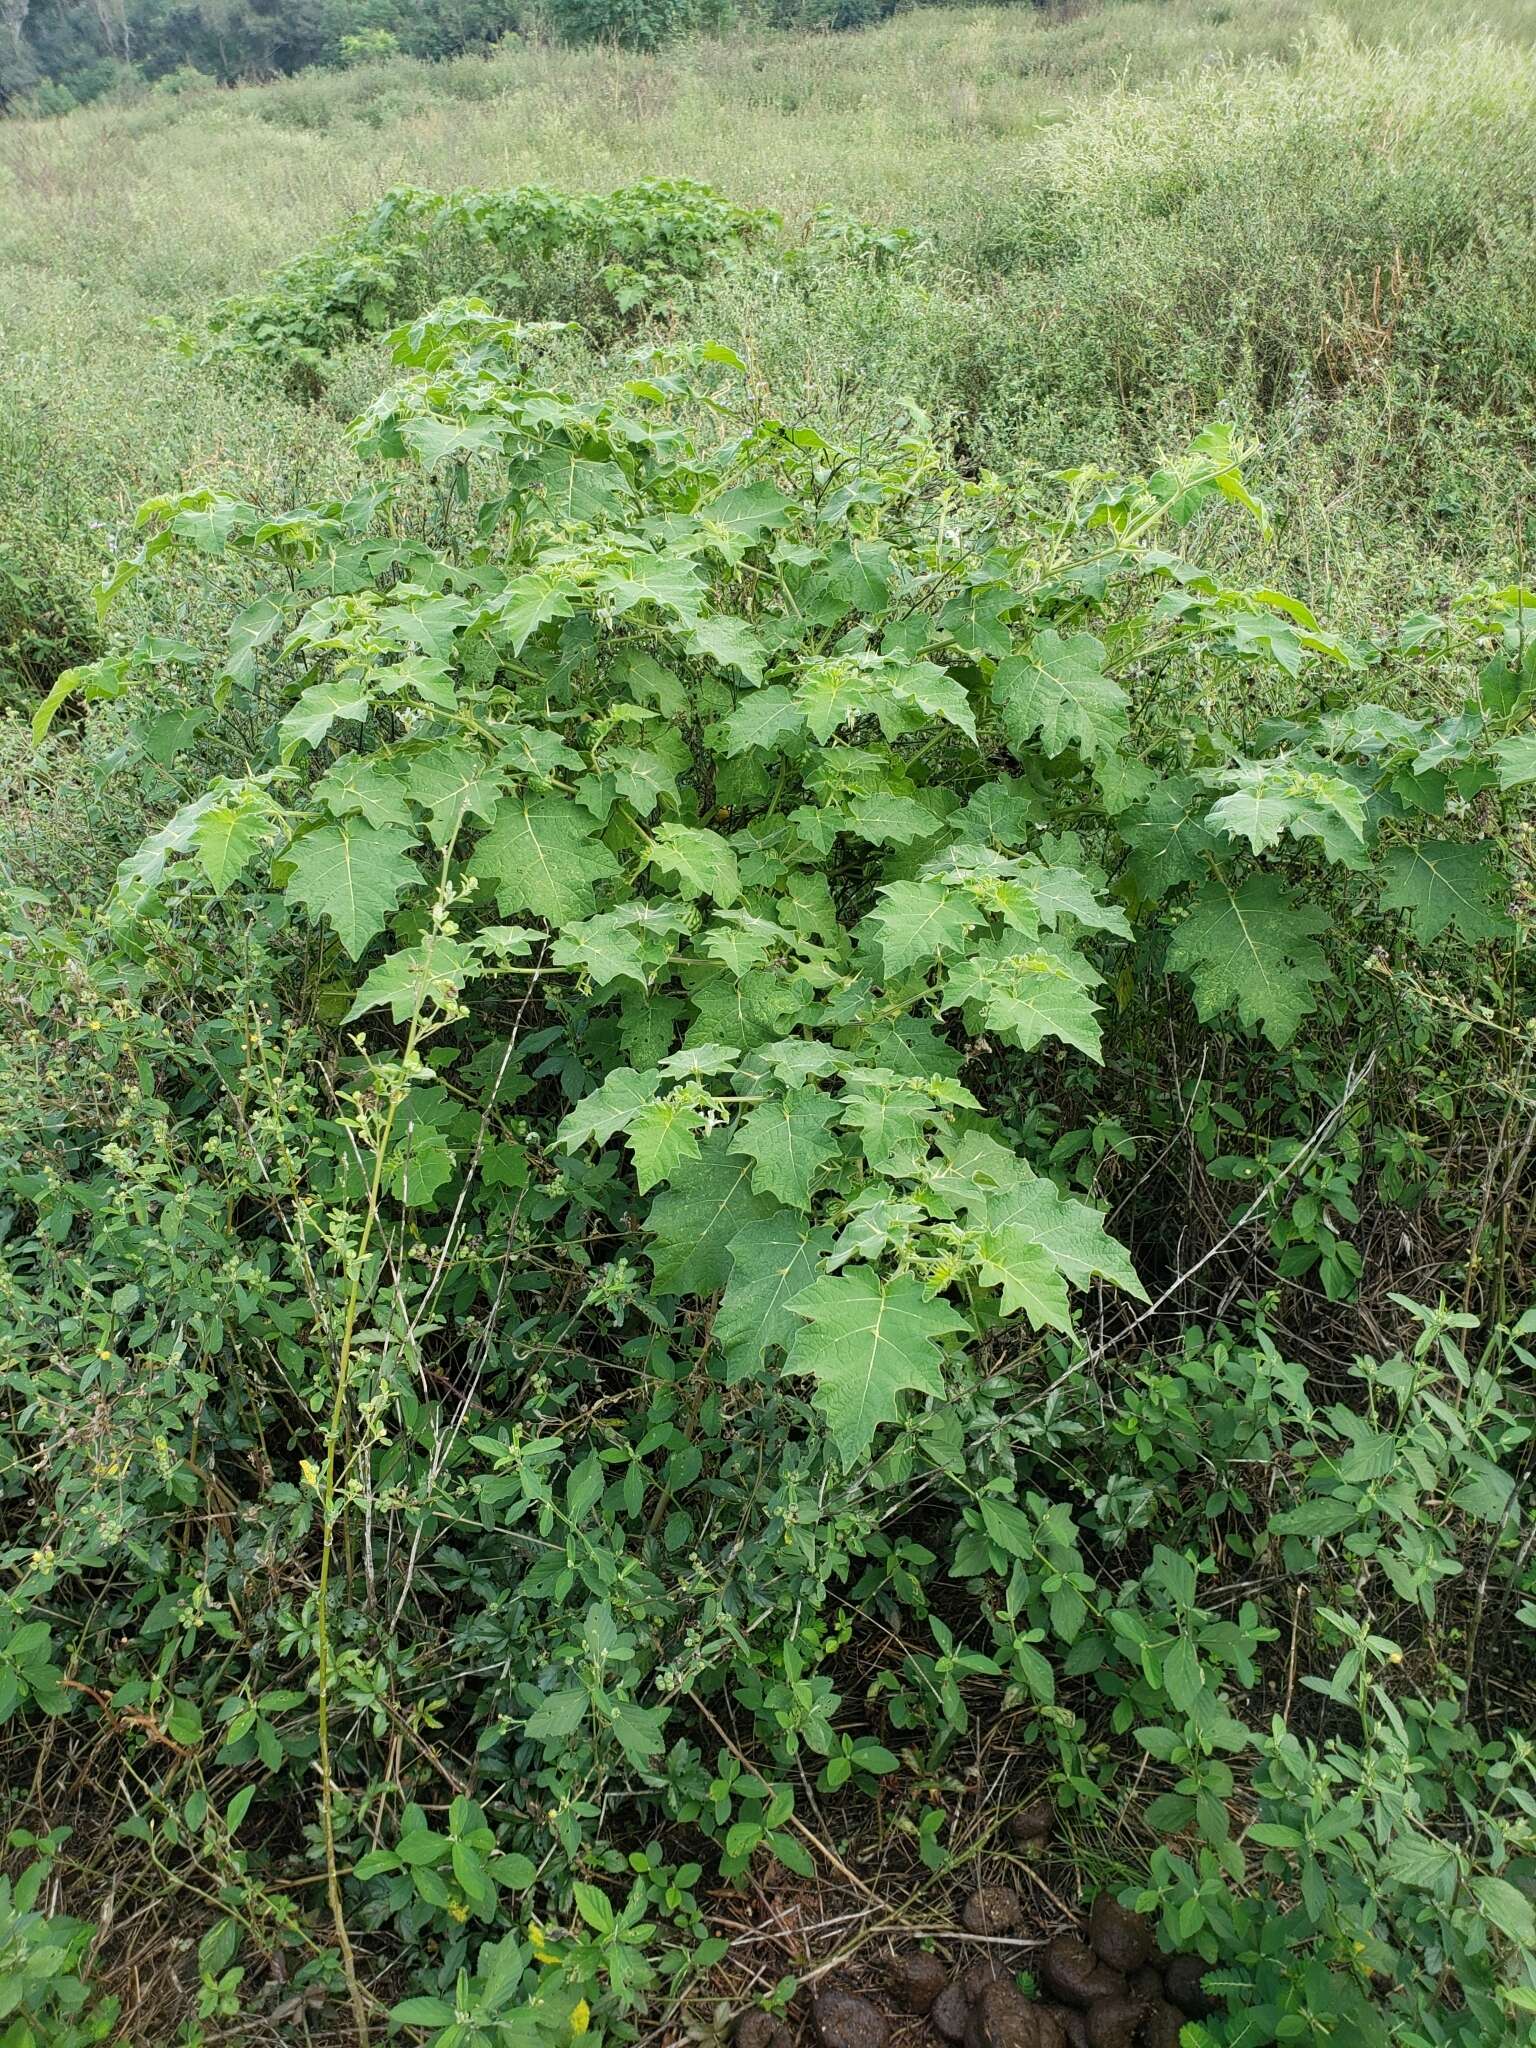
xmin=0 ymin=0 xmax=528 ymax=109
xmin=0 ymin=0 xmax=931 ymax=111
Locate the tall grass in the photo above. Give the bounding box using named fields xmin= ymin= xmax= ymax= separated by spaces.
xmin=1 ymin=0 xmax=1533 ymax=673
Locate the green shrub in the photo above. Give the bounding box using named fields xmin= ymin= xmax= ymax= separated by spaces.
xmin=758 ymin=0 xmax=904 ymax=30
xmin=154 ymin=62 xmax=219 ymax=96
xmin=0 ymin=1835 xmax=118 ymax=2048
xmin=339 ymin=27 xmax=404 ymax=64
xmin=199 ymin=179 xmax=779 ymax=389
xmin=543 ymin=0 xmax=704 ymax=46
xmin=5 ymin=18 xmax=1536 ymax=2046
xmin=9 ymin=295 xmax=1532 ymax=2043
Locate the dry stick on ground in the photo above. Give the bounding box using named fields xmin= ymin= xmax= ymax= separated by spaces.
xmin=689 ymin=1694 xmax=884 ymax=1906
xmin=681 ymin=1700 xmax=1077 ymax=2037
xmin=1057 ymin=1049 xmax=1380 ymax=1396
xmin=59 ymin=1679 xmax=199 ymax=1757
xmin=1282 ymin=1584 xmax=1306 ymax=1727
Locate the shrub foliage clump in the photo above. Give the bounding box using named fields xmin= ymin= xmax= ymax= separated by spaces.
xmin=198 ymin=181 xmax=779 ymax=391
xmin=3 ymin=181 xmax=1536 ymax=2048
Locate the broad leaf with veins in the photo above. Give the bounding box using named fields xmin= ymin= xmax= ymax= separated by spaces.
xmin=942 ymin=935 xmax=1104 ymax=1059
xmin=866 ymin=879 xmax=978 ymax=978
xmin=1377 ymin=840 xmax=1512 ymax=942
xmin=785 ymin=1269 xmax=967 ymax=1466
xmin=717 ymin=1215 xmax=833 ymax=1381
xmin=730 ymin=1089 xmax=842 ymax=1210
xmin=470 ymin=798 xmax=619 ymax=925
xmin=993 ymin=630 xmax=1128 ymax=762
xmin=284 ymin=820 xmax=421 ymax=959
xmin=1167 ymin=876 xmax=1330 ymax=1047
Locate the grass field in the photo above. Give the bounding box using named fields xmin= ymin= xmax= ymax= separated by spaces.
xmin=4 ymin=0 xmax=1536 ymax=655
xmin=2 ymin=7 xmax=1535 ymax=2045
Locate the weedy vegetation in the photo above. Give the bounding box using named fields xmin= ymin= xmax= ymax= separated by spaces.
xmin=0 ymin=6 xmax=1534 ymax=2048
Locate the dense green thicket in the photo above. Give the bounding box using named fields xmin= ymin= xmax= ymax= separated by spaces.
xmin=5 ymin=230 xmax=1536 ymax=2048
xmin=2 ymin=9 xmax=1535 ymax=2047
xmin=7 ymin=273 xmax=1536 ymax=2048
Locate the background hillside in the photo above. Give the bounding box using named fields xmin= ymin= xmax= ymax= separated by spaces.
xmin=3 ymin=0 xmax=1536 ymax=770
xmin=2 ymin=7 xmax=1535 ymax=2047
xmin=5 ymin=0 xmax=1536 ymax=728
